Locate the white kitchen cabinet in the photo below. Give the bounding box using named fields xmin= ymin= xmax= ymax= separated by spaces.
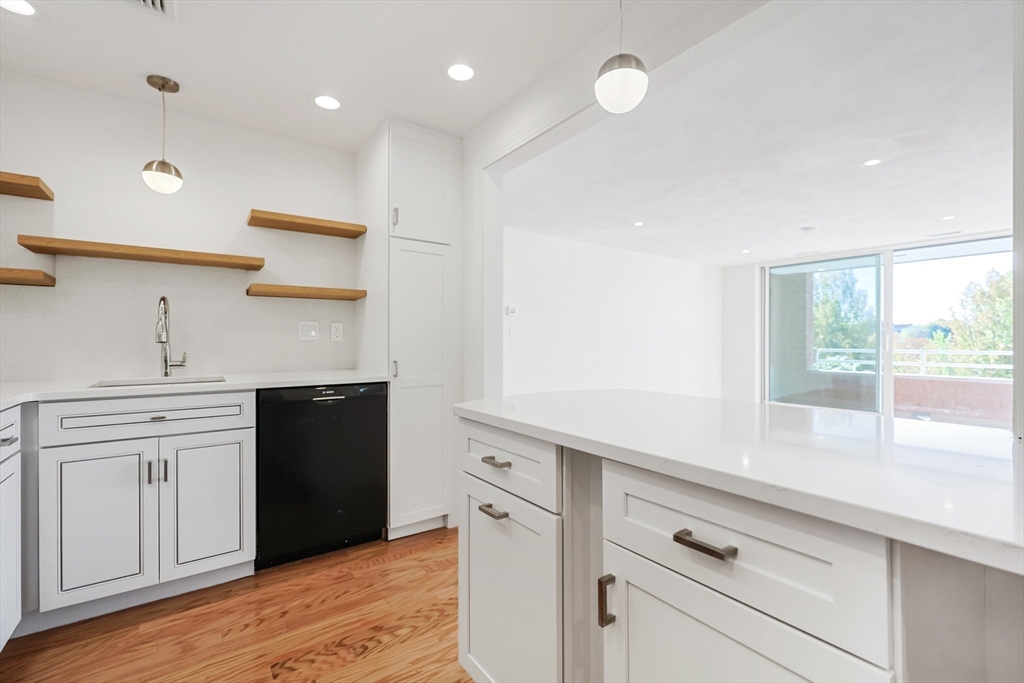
xmin=38 ymin=416 xmax=256 ymax=611
xmin=389 ymin=122 xmax=456 ymax=245
xmin=158 ymin=430 xmax=255 ymax=582
xmin=389 ymin=238 xmax=457 ymax=532
xmin=601 ymin=541 xmax=891 ymax=683
xmin=1 ymin=451 xmax=22 ymax=651
xmin=458 ymin=473 xmax=562 ymax=683
xmin=39 ymin=438 xmax=160 ymax=611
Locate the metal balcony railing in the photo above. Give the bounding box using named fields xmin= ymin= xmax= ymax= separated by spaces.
xmin=814 ymin=348 xmax=1012 ymax=379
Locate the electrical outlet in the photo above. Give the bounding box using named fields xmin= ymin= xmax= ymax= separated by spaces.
xmin=299 ymin=321 xmax=320 ymax=341
xmin=331 ymin=322 xmax=344 ymax=342
xmin=507 ymin=305 xmax=518 ymax=316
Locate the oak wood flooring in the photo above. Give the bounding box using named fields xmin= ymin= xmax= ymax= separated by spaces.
xmin=0 ymin=528 xmax=469 ymax=683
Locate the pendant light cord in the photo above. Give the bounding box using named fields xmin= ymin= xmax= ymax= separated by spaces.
xmin=161 ymin=89 xmax=167 ymax=161
xmin=619 ymin=0 xmax=623 ymax=54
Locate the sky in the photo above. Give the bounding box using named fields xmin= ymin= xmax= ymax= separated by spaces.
xmin=892 ymin=252 xmax=1012 ymax=325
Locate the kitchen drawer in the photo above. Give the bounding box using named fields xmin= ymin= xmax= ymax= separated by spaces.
xmin=458 ymin=418 xmax=560 ymax=513
xmin=602 ymin=540 xmax=892 ymax=683
xmin=603 ymin=460 xmax=890 ymax=668
xmin=459 ymin=472 xmax=562 ymax=683
xmin=0 ymin=406 xmax=20 ymax=463
xmin=39 ymin=392 xmax=256 ymax=447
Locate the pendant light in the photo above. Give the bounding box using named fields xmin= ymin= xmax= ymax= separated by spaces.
xmin=594 ymin=0 xmax=648 ymax=114
xmin=142 ymin=75 xmax=184 ymax=195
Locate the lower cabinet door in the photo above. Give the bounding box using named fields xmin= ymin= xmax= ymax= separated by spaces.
xmin=458 ymin=473 xmax=562 ymax=683
xmin=159 ymin=429 xmax=255 ymax=582
xmin=602 ymin=541 xmax=892 ymax=683
xmin=39 ymin=439 xmax=160 ymax=611
xmin=1 ymin=453 xmax=22 ymax=651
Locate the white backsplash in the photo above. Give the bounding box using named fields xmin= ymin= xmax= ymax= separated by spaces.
xmin=0 ymin=71 xmax=364 ymax=383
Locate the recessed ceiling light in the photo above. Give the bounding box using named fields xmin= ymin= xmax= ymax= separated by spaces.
xmin=633 ymin=221 xmax=643 ymax=227
xmin=799 ymin=226 xmax=817 ymax=232
xmin=863 ymin=159 xmax=882 ymax=166
xmin=941 ymin=215 xmax=955 ymax=220
xmin=741 ymin=249 xmax=751 ymax=254
xmin=314 ymin=95 xmax=340 ymax=110
xmin=447 ymin=64 xmax=475 ymax=81
xmin=0 ymin=0 xmax=35 ymax=15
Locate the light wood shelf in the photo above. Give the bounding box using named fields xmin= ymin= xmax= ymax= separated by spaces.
xmin=0 ymin=268 xmax=56 ymax=287
xmin=18 ymin=235 xmax=265 ymax=271
xmin=246 ymin=283 xmax=367 ymax=301
xmin=0 ymin=172 xmax=54 ymax=201
xmin=247 ymin=209 xmax=366 ymax=239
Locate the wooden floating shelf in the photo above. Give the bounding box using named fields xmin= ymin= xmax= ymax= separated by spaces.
xmin=18 ymin=235 xmax=265 ymax=271
xmin=247 ymin=209 xmax=366 ymax=239
xmin=247 ymin=283 xmax=367 ymax=301
xmin=0 ymin=267 xmax=56 ymax=287
xmin=0 ymin=172 xmax=54 ymax=201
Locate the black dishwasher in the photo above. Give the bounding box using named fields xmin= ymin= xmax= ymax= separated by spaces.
xmin=256 ymin=383 xmax=387 ymax=569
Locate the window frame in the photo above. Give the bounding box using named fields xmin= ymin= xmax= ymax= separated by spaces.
xmin=760 ymin=232 xmax=1012 ymax=420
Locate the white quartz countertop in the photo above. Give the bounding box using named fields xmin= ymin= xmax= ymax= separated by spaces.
xmin=0 ymin=369 xmax=391 ymax=411
xmin=454 ymin=390 xmax=1024 ymax=575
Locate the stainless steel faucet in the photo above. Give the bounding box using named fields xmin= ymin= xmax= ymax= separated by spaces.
xmin=156 ymin=296 xmax=187 ymax=377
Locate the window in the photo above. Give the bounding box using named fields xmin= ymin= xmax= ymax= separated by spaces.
xmin=768 ymin=255 xmax=881 ymax=413
xmin=765 ymin=237 xmax=1013 ymax=429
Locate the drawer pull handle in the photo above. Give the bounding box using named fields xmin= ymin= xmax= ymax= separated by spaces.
xmin=0 ymin=435 xmax=18 ymax=447
xmin=478 ymin=503 xmax=509 ymax=520
xmin=149 ymin=415 xmax=168 ymax=421
xmin=598 ymin=574 xmax=616 ymax=627
xmin=673 ymin=529 xmax=738 ymax=561
xmin=481 ymin=455 xmax=512 ymax=470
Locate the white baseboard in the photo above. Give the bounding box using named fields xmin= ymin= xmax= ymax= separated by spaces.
xmin=388 ymin=515 xmax=446 ymax=540
xmin=13 ymin=562 xmax=253 ymax=638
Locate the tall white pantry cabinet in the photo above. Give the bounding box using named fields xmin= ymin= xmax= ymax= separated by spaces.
xmin=356 ymin=120 xmax=462 ymax=539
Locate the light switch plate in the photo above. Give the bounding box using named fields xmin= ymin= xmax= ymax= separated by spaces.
xmin=299 ymin=321 xmax=320 ymax=341
xmin=331 ymin=322 xmax=344 ymax=342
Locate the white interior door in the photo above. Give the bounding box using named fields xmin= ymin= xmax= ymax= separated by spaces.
xmin=389 ymin=238 xmax=451 ymax=530
xmin=459 ymin=473 xmax=562 ymax=683
xmin=602 ymin=541 xmax=891 ymax=683
xmin=390 ymin=123 xmax=452 ymax=245
xmin=38 ymin=439 xmax=159 ymax=611
xmin=159 ymin=429 xmax=255 ymax=582
xmin=0 ymin=453 xmax=21 ymax=651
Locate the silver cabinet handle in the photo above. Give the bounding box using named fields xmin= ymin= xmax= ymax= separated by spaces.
xmin=393 ymin=207 xmax=399 ymax=226
xmin=0 ymin=435 xmax=18 ymax=447
xmin=149 ymin=415 xmax=167 ymax=421
xmin=392 ymin=360 xmax=399 ymax=378
xmin=673 ymin=529 xmax=738 ymax=561
xmin=312 ymin=396 xmax=345 ymax=402
xmin=163 ymin=459 xmax=169 ymax=483
xmin=598 ymin=574 xmax=616 ymax=627
xmin=478 ymin=503 xmax=509 ymax=520
xmin=481 ymin=455 xmax=512 ymax=470
xmin=147 ymin=461 xmax=153 ymax=485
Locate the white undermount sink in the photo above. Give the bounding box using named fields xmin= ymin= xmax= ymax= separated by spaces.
xmin=90 ymin=376 xmax=226 ymax=388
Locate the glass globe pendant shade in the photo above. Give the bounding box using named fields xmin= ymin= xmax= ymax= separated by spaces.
xmin=594 ymin=53 xmax=649 ymax=114
xmin=142 ymin=159 xmax=183 ymax=195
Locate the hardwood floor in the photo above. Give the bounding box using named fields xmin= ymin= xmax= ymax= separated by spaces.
xmin=0 ymin=528 xmax=469 ymax=683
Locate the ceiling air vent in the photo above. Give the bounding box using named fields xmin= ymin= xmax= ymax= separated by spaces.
xmin=122 ymin=0 xmax=176 ymax=20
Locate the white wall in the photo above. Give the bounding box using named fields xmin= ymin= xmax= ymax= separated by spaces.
xmin=0 ymin=71 xmax=363 ymax=382
xmin=503 ymin=229 xmax=722 ymax=398
xmin=462 ymin=1 xmax=798 ymax=401
xmin=721 ymin=264 xmax=761 ymax=402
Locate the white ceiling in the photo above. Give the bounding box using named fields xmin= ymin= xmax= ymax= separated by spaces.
xmin=0 ymin=0 xmax=621 ymax=151
xmin=503 ymin=0 xmax=1015 ymax=267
